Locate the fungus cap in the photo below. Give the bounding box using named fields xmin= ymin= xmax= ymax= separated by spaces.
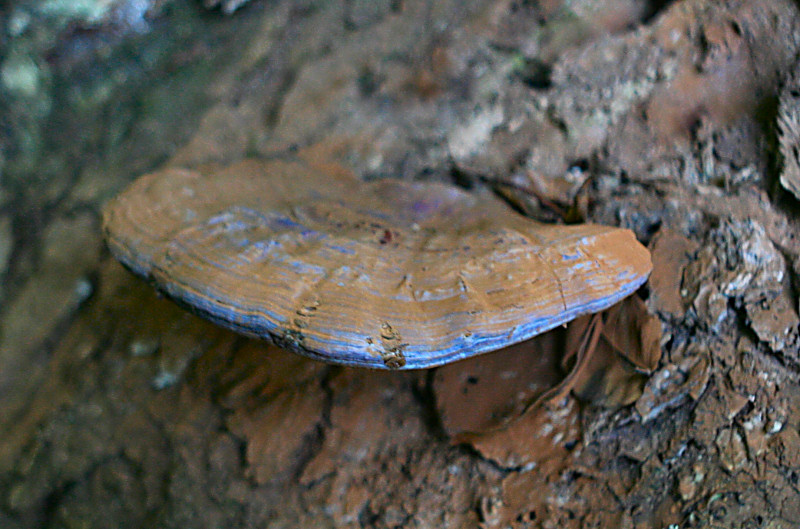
xmin=103 ymin=159 xmax=652 ymax=369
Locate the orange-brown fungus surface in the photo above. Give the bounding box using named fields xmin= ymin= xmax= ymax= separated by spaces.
xmin=103 ymin=159 xmax=651 ymax=369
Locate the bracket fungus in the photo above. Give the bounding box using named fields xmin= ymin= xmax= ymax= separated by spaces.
xmin=103 ymin=159 xmax=652 ymax=369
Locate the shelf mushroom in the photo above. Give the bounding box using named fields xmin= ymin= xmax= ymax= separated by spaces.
xmin=103 ymin=159 xmax=652 ymax=369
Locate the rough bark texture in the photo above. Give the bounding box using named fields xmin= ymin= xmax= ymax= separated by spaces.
xmin=2 ymin=0 xmax=800 ymax=527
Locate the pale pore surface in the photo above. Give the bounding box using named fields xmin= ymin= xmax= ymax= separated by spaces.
xmin=103 ymin=159 xmax=652 ymax=369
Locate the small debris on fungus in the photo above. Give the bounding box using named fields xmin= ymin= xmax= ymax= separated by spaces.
xmin=103 ymin=158 xmax=651 ymax=369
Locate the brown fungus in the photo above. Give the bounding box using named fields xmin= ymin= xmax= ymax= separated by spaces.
xmin=102 ymin=158 xmax=652 ymax=369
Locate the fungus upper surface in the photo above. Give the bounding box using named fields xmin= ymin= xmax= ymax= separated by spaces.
xmin=103 ymin=159 xmax=652 ymax=369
